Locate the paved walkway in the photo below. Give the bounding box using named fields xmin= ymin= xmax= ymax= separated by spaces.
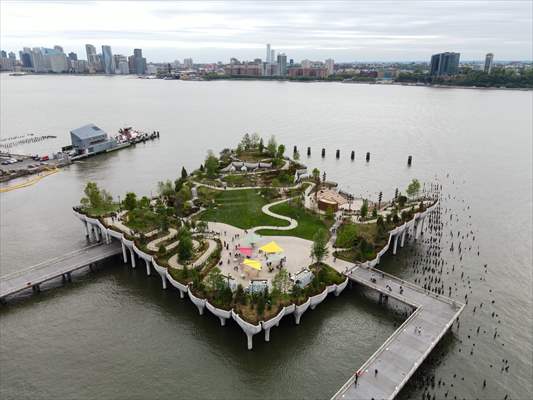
xmin=251 ymin=198 xmax=296 ymax=232
xmin=146 ymin=228 xmax=178 ymax=252
xmin=0 ymin=242 xmax=122 ymax=299
xmin=332 ymin=265 xmax=464 ymax=400
xmin=168 ymin=239 xmax=213 ymax=269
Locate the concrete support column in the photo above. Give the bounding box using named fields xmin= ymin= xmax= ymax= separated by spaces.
xmin=219 ymin=317 xmax=226 ymax=327
xmin=294 ymin=313 xmax=302 ymax=325
xmin=420 ymin=216 xmax=426 ymax=236
xmin=265 ymin=328 xmax=271 ymax=342
xmin=32 ymin=284 xmax=40 ymax=293
xmin=145 ymin=259 xmax=151 ymax=276
xmin=130 ymin=249 xmax=136 ymax=268
xmin=246 ymin=333 xmax=253 ymax=350
xmin=393 ymin=234 xmax=399 ymax=255
xmin=400 ymin=229 xmax=407 ymax=247
xmin=179 ymin=289 xmax=185 ymax=299
xmin=121 ymin=242 xmax=128 ymax=263
xmin=161 ymin=273 xmax=167 ymax=289
xmin=82 ymin=220 xmax=89 ymax=237
xmin=415 ymin=220 xmax=421 ymax=240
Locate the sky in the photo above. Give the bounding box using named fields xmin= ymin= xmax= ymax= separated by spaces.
xmin=1 ymin=0 xmax=532 ymax=63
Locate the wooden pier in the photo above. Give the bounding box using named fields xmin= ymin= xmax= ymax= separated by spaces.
xmin=0 ymin=242 xmax=121 ymax=300
xmin=332 ymin=265 xmax=465 ymax=400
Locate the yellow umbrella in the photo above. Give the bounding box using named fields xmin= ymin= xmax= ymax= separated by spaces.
xmin=259 ymin=241 xmax=284 ymax=254
xmin=243 ymin=258 xmax=262 ymax=271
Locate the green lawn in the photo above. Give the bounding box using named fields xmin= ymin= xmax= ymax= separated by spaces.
xmin=199 ymin=189 xmax=289 ymax=229
xmin=256 ymin=201 xmax=329 ymax=240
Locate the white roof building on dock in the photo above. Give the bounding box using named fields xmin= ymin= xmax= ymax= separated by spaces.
xmin=70 ymin=124 xmax=116 ymax=154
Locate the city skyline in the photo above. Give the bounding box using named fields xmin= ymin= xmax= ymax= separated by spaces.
xmin=1 ymin=1 xmax=531 ymax=63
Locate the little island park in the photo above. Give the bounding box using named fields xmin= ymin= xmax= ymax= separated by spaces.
xmin=73 ymin=134 xmax=440 ymax=352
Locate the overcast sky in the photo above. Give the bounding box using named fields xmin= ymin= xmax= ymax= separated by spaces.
xmin=1 ymin=0 xmax=531 ymax=63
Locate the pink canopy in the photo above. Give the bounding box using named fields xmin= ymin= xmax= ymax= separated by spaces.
xmin=238 ymin=246 xmax=253 ymax=257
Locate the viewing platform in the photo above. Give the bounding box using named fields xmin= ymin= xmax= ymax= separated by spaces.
xmin=332 ymin=265 xmax=465 ymax=400
xmin=0 ymin=241 xmax=121 ymax=300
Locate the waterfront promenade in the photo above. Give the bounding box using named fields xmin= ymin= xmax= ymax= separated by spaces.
xmin=0 ymin=242 xmax=121 ymax=299
xmin=332 ymin=265 xmax=464 ymax=400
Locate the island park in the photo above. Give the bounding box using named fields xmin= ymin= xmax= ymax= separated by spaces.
xmin=65 ymin=134 xmax=462 ymax=399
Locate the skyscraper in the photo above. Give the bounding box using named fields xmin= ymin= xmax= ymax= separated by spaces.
xmin=130 ymin=48 xmax=146 ymax=75
xmin=68 ymin=52 xmax=78 ymax=61
xmin=430 ymin=52 xmax=460 ymax=76
xmin=266 ymin=43 xmax=271 ymax=63
xmin=277 ymin=53 xmax=287 ymax=76
xmin=85 ymin=44 xmax=99 ymax=72
xmin=101 ymin=45 xmax=114 ymax=74
xmin=484 ymin=53 xmax=494 ymax=74
xmin=270 ymin=49 xmax=275 ymax=64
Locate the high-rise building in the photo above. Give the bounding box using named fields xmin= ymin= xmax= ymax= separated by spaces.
xmin=430 ymin=52 xmax=460 ymax=76
xmin=30 ymin=48 xmax=47 ymax=72
xmin=325 ymin=59 xmax=335 ymax=76
xmin=68 ymin=52 xmax=77 ymax=61
xmin=42 ymin=47 xmax=68 ymax=73
xmin=101 ymin=45 xmax=114 ymax=74
xmin=277 ymin=53 xmax=287 ymax=76
xmin=266 ymin=44 xmax=272 ymax=63
xmin=54 ymin=45 xmax=63 ymax=53
xmin=183 ymin=58 xmax=193 ymax=69
xmin=0 ymin=50 xmax=6 ymax=58
xmin=19 ymin=48 xmax=33 ymax=68
xmin=484 ymin=53 xmax=494 ymax=74
xmin=131 ymin=49 xmax=146 ymax=74
xmin=8 ymin=52 xmax=16 ymax=61
xmin=85 ymin=44 xmax=99 ymax=72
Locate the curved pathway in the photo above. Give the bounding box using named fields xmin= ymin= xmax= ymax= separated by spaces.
xmin=146 ymin=228 xmax=178 ymax=252
xmin=251 ymin=198 xmax=296 ymax=232
xmin=168 ymin=239 xmax=215 ymax=269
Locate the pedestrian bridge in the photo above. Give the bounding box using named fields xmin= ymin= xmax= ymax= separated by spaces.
xmin=332 ymin=265 xmax=464 ymax=400
xmin=0 ymin=241 xmax=121 ymax=300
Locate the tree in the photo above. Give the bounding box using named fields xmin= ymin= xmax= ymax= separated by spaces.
xmin=196 ymin=220 xmax=208 ymax=233
xmin=241 ymin=133 xmax=252 ymax=150
xmin=181 ymin=167 xmax=188 ymax=179
xmin=406 ymin=179 xmax=421 ymax=199
xmin=205 ymin=150 xmax=219 ymax=178
xmin=250 ymin=133 xmax=261 ymax=149
xmin=272 ymin=268 xmax=291 ymax=294
xmin=376 ymin=215 xmax=387 ymax=237
xmin=360 ymin=199 xmax=369 ymax=219
xmin=83 ymin=181 xmax=102 ymax=209
xmin=139 ymin=196 xmax=150 ymax=209
xmin=259 ymin=138 xmax=264 ymax=153
xmin=371 ymin=206 xmax=378 ymax=219
xmin=312 ymin=168 xmax=320 ymax=199
xmin=206 ymin=267 xmax=226 ymax=292
xmin=293 ymin=151 xmax=300 ymax=161
xmin=157 ymin=180 xmax=174 ymax=198
xmin=398 ymin=195 xmax=407 ymax=208
xmin=267 ymin=135 xmax=277 ymax=156
xmin=178 ymin=229 xmax=193 ymax=262
xmin=123 ymin=192 xmax=137 ymax=211
xmin=277 ymin=144 xmax=285 ymax=159
xmin=311 ymin=229 xmax=329 ymax=264
xmin=325 ymin=206 xmax=335 ymax=221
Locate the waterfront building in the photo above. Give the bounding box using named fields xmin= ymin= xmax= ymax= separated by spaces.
xmin=288 ymin=67 xmax=328 ymax=78
xmin=430 ymin=52 xmax=460 ymax=76
xmin=30 ymin=48 xmax=47 ymax=72
xmin=41 ymin=47 xmax=68 ymax=73
xmin=270 ymin=49 xmax=275 ymax=65
xmin=266 ymin=43 xmax=271 ymax=63
xmin=0 ymin=50 xmax=6 ymax=58
xmin=325 ymin=58 xmax=335 ymax=76
xmin=85 ymin=44 xmax=99 ymax=72
xmin=117 ymin=60 xmax=129 ymax=75
xmin=68 ymin=52 xmax=77 ymax=61
xmin=277 ymin=53 xmax=287 ymax=77
xmin=101 ymin=45 xmax=115 ymax=74
xmin=129 ymin=48 xmax=147 ymax=75
xmin=70 ymin=124 xmax=117 ymax=155
xmin=224 ymin=62 xmax=262 ymax=76
xmin=484 ymin=53 xmax=494 ymax=74
xmin=19 ymin=48 xmax=33 ymax=68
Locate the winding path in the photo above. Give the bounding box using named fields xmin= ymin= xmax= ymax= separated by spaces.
xmin=146 ymin=228 xmax=178 ymax=252
xmin=168 ymin=239 xmax=216 ymax=269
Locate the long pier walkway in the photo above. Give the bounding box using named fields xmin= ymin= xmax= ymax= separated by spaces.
xmin=332 ymin=265 xmax=464 ymax=400
xmin=0 ymin=241 xmax=121 ymax=300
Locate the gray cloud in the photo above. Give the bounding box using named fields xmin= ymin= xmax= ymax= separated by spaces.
xmin=1 ymin=0 xmax=531 ymax=62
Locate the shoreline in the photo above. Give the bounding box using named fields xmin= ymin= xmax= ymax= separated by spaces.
xmin=3 ymin=71 xmax=531 ymax=91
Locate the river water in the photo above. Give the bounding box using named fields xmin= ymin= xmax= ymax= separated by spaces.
xmin=1 ymin=74 xmax=531 ymax=400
